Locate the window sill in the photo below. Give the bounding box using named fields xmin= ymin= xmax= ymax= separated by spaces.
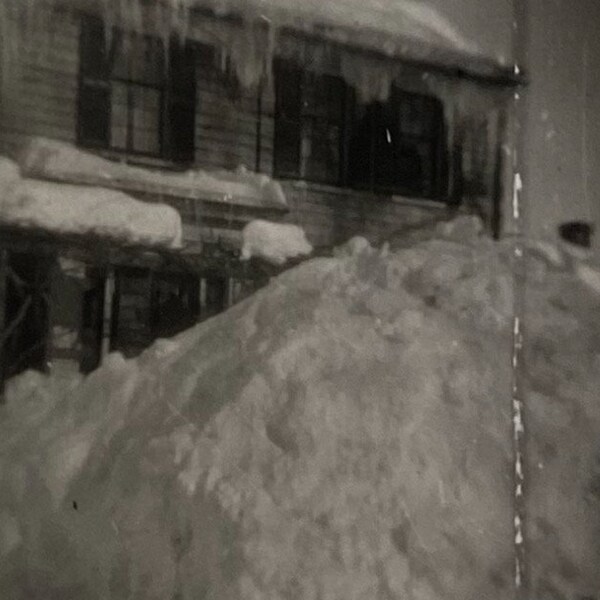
xmin=89 ymin=147 xmax=192 ymax=173
xmin=280 ymin=178 xmax=448 ymax=209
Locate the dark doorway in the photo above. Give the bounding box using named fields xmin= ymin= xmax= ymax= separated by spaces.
xmin=79 ymin=268 xmax=106 ymax=374
xmin=1 ymin=252 xmax=52 ymax=382
xmin=203 ymin=273 xmax=228 ymax=319
xmin=151 ymin=271 xmax=200 ymax=339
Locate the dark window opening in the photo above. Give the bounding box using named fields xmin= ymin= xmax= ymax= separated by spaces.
xmin=80 ymin=269 xmax=106 ymax=374
xmin=110 ymin=267 xmax=153 ymax=358
xmin=110 ymin=267 xmax=201 ymax=358
xmin=78 ymin=16 xmax=197 ymax=163
xmin=273 ymin=63 xmax=447 ymax=200
xmin=274 ymin=61 xmax=347 ymax=185
xmin=151 ymin=272 xmax=200 ymax=339
xmin=204 ymin=274 xmax=228 ymax=317
xmin=1 ymin=253 xmax=51 ymax=381
xmin=348 ymin=89 xmax=446 ymax=199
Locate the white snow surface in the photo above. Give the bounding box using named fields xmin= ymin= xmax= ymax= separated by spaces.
xmin=241 ymin=219 xmax=312 ymax=265
xmin=198 ymin=0 xmax=479 ymax=54
xmin=0 ymin=156 xmax=182 ymax=248
xmin=16 ymin=0 xmax=482 ymax=58
xmin=1 ymin=219 xmax=600 ymax=599
xmin=20 ymin=137 xmax=288 ymax=211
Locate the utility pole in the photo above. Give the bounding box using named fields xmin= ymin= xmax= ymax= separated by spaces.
xmin=510 ymin=0 xmax=529 ymax=598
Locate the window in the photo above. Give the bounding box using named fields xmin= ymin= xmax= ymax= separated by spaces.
xmin=110 ymin=267 xmax=200 ymax=357
xmin=1 ymin=253 xmax=51 ymax=382
xmin=78 ymin=16 xmax=196 ymax=162
xmin=274 ymin=61 xmax=347 ymax=185
xmin=273 ymin=63 xmax=447 ymax=200
xmin=348 ymin=89 xmax=445 ymax=198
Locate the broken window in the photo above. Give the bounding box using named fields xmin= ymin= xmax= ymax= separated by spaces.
xmin=78 ymin=16 xmax=196 ymax=162
xmin=348 ymin=89 xmax=446 ymax=199
xmin=274 ymin=61 xmax=347 ymax=185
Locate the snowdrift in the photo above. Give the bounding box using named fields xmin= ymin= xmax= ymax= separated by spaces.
xmin=1 ymin=220 xmax=600 ymax=599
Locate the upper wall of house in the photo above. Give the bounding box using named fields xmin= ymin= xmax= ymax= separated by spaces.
xmin=0 ymin=9 xmax=80 ymax=156
xmin=0 ymin=4 xmax=508 ymax=249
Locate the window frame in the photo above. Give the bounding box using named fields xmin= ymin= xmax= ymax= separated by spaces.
xmin=347 ymin=87 xmax=447 ymax=200
xmin=77 ymin=15 xmax=197 ymax=164
xmin=273 ymin=62 xmax=448 ymax=201
xmin=273 ymin=60 xmax=348 ymax=187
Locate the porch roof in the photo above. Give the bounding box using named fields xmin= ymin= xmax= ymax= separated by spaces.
xmin=0 ymin=156 xmax=183 ymax=251
xmin=18 ymin=138 xmax=289 ymax=213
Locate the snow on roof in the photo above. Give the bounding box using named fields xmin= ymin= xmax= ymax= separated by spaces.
xmin=198 ymin=0 xmax=479 ymax=55
xmin=0 ymin=157 xmax=182 ymax=249
xmin=19 ymin=138 xmax=288 ymax=212
xmin=44 ymin=0 xmax=514 ymax=84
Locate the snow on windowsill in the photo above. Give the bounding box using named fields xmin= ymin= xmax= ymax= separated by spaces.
xmin=0 ymin=156 xmax=183 ymax=249
xmin=19 ymin=138 xmax=289 ymax=212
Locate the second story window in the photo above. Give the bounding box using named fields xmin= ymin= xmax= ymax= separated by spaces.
xmin=347 ymin=89 xmax=446 ymax=199
xmin=78 ymin=16 xmax=196 ymax=163
xmin=274 ymin=61 xmax=347 ymax=185
xmin=274 ymin=61 xmax=447 ymax=200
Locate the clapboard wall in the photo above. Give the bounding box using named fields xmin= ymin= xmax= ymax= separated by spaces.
xmin=0 ymin=7 xmax=80 ymax=157
xmin=0 ymin=6 xmax=447 ymax=249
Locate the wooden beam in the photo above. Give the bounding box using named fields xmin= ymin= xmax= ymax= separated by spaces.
xmin=100 ymin=266 xmax=115 ymax=360
xmin=0 ymin=250 xmax=7 ymax=393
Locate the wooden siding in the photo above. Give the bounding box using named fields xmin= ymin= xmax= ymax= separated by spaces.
xmin=280 ymin=181 xmax=448 ymax=248
xmin=0 ymin=6 xmax=482 ymax=252
xmin=194 ymin=63 xmax=274 ymax=174
xmin=0 ymin=9 xmax=80 ymax=157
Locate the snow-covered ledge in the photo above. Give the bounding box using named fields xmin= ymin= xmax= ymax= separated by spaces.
xmin=19 ymin=138 xmax=289 ymax=212
xmin=0 ymin=157 xmax=182 ymax=249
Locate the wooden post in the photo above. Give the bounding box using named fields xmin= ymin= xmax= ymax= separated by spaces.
xmin=510 ymin=1 xmax=529 ymax=598
xmin=0 ymin=249 xmax=8 ymax=394
xmin=100 ymin=266 xmax=115 ymax=361
xmin=227 ymin=277 xmax=235 ymax=308
xmin=199 ymin=277 xmax=207 ymax=318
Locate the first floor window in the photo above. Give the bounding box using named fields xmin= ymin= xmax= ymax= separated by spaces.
xmin=1 ymin=252 xmax=51 ymax=382
xmin=348 ymin=89 xmax=445 ymax=198
xmin=111 ymin=268 xmax=201 ymax=357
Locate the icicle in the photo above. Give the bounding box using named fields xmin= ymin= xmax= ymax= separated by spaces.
xmin=340 ymin=53 xmax=397 ymax=103
xmin=223 ymin=20 xmax=277 ymax=91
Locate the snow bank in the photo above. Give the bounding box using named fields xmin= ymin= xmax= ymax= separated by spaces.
xmin=20 ymin=137 xmax=288 ymax=211
xmin=0 ymin=155 xmax=182 ymax=248
xmin=241 ymin=219 xmax=312 ymax=265
xmin=0 ymin=220 xmax=599 ymax=599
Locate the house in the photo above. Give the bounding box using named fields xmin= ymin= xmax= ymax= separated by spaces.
xmin=0 ymin=0 xmax=521 ymax=385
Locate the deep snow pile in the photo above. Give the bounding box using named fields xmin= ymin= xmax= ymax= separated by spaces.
xmin=1 ymin=220 xmax=600 ymax=599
